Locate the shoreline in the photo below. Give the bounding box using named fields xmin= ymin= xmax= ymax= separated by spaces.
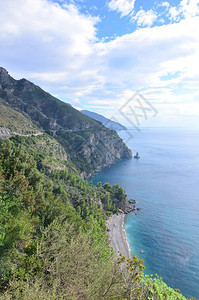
xmin=106 ymin=213 xmax=131 ymax=258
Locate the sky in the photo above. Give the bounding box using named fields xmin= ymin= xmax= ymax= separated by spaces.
xmin=0 ymin=0 xmax=199 ymax=128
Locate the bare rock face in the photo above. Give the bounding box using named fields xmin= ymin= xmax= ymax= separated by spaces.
xmin=0 ymin=67 xmax=10 ymax=82
xmin=0 ymin=126 xmax=13 ymax=139
xmin=0 ymin=67 xmax=132 ymax=176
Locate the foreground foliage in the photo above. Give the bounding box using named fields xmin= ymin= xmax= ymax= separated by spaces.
xmin=0 ymin=140 xmax=194 ymax=299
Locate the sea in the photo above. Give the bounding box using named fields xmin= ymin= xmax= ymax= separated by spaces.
xmin=91 ymin=127 xmax=199 ymax=299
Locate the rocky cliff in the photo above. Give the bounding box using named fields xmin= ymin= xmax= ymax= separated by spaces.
xmin=0 ymin=67 xmax=132 ymax=177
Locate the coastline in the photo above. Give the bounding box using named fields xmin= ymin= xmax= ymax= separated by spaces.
xmin=106 ymin=213 xmax=131 ymax=258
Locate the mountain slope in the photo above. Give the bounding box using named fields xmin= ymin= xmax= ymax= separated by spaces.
xmin=81 ymin=110 xmax=127 ymax=131
xmin=0 ymin=98 xmax=77 ymax=173
xmin=0 ymin=99 xmax=42 ymax=138
xmin=0 ymin=67 xmax=132 ymax=177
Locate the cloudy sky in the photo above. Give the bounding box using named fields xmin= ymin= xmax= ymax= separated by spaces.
xmin=1 ymin=0 xmax=199 ymax=128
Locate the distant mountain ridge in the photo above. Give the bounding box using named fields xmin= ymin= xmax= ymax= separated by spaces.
xmin=81 ymin=110 xmax=127 ymax=131
xmin=0 ymin=67 xmax=132 ymax=177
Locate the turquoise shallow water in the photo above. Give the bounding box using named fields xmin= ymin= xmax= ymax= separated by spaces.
xmin=91 ymin=128 xmax=199 ymax=299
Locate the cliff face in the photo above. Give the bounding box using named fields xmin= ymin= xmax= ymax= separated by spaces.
xmin=0 ymin=67 xmax=132 ymax=176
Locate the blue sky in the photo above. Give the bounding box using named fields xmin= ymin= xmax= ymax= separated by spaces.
xmin=0 ymin=0 xmax=199 ymax=128
xmin=77 ymin=0 xmax=182 ymax=39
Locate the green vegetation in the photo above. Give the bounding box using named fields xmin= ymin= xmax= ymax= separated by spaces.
xmin=0 ymin=139 xmax=194 ymax=299
xmin=11 ymin=134 xmax=77 ymax=173
xmin=0 ymin=100 xmax=40 ymax=136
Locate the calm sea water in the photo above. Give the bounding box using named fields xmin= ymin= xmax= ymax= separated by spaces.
xmin=91 ymin=127 xmax=199 ymax=299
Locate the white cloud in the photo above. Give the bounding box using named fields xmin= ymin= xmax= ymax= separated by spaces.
xmin=1 ymin=0 xmax=199 ymax=126
xmin=131 ymin=9 xmax=158 ymax=27
xmin=180 ymin=0 xmax=199 ymax=18
xmin=94 ymin=16 xmax=199 ymax=119
xmin=107 ymin=0 xmax=135 ymax=17
xmin=0 ymin=0 xmax=98 ymax=73
xmin=168 ymin=0 xmax=199 ymax=21
xmin=168 ymin=6 xmax=180 ymax=21
xmin=162 ymin=2 xmax=170 ymax=8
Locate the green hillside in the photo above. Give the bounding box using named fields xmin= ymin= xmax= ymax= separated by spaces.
xmin=0 ymin=140 xmax=191 ymax=300
xmin=0 ymin=100 xmax=41 ymax=137
xmin=0 ymin=67 xmax=132 ymax=177
xmin=11 ymin=134 xmax=77 ymax=173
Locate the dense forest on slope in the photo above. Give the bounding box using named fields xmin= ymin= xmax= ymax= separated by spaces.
xmin=0 ymin=67 xmax=132 ymax=177
xmin=0 ymin=139 xmax=193 ymax=299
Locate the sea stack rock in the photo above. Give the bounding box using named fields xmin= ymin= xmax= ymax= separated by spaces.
xmin=134 ymin=152 xmax=140 ymax=159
